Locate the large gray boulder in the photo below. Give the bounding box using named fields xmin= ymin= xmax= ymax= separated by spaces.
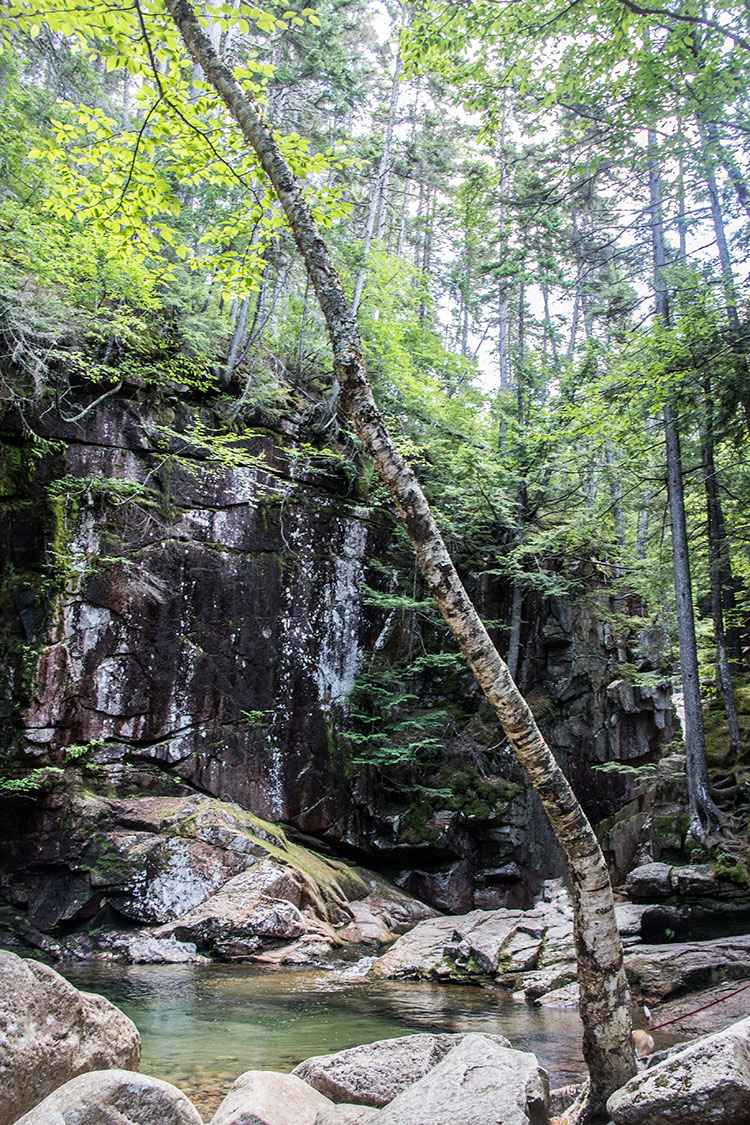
xmin=373 ymin=1034 xmax=549 ymax=1125
xmin=210 ymin=1070 xmax=335 ymax=1125
xmin=624 ymin=863 xmax=674 ymax=902
xmin=13 ymin=1069 xmax=202 ymax=1125
xmin=158 ymin=862 xmax=308 ymax=952
xmin=624 ymin=934 xmax=750 ymax=1004
xmin=0 ymin=950 xmax=141 ymax=1125
xmin=292 ymin=1032 xmax=510 ymax=1108
xmin=313 ymin=1107 xmax=379 ymax=1124
xmin=607 ymin=1015 xmax=750 ymax=1124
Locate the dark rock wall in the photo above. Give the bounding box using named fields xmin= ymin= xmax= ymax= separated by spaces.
xmin=3 ymin=401 xmax=391 ymax=834
xmin=0 ymin=396 xmax=673 ymax=915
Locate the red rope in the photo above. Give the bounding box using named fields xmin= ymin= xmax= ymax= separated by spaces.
xmin=649 ymin=981 xmax=750 ymax=1031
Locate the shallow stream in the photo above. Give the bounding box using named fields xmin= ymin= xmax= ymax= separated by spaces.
xmin=61 ymin=961 xmax=587 ymax=1119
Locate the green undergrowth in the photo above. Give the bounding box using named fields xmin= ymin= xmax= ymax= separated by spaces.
xmin=704 ymin=677 xmax=750 ymax=768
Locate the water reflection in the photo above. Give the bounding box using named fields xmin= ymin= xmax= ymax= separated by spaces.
xmin=61 ymin=962 xmax=585 ymax=1118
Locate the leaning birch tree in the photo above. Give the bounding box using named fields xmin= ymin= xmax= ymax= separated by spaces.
xmin=159 ymin=2 xmax=636 ymax=1117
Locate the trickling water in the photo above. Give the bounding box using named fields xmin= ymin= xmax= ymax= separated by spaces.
xmin=314 ymin=515 xmax=368 ymax=712
xmin=60 ymin=963 xmax=587 ymax=1119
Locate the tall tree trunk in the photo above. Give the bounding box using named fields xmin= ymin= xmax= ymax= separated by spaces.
xmin=417 ymin=187 xmax=433 ymax=326
xmin=700 ymin=384 xmax=741 ymax=756
xmin=395 ymin=180 xmax=410 ymax=257
xmin=498 ymin=289 xmax=510 ymax=389
xmin=700 ymin=123 xmax=744 ymax=338
xmin=496 ymin=131 xmax=512 ymax=393
xmin=635 ymin=488 xmax=650 ymax=561
xmin=676 ymin=124 xmax=688 ymax=266
xmin=604 ymin=442 xmax=626 ymax=615
xmin=164 ymin=5 xmax=637 ymax=1116
xmin=296 ymin=276 xmax=311 ymax=382
xmin=698 ymin=122 xmax=750 ymax=436
xmin=648 ymin=124 xmax=722 ymax=842
xmin=224 ymin=295 xmax=250 ymax=385
xmin=703 ymin=119 xmax=750 ymax=220
xmin=541 ymin=282 xmax=559 ymax=364
xmin=352 ymin=50 xmax=402 ymax=314
xmin=567 ymin=210 xmax=584 ymax=361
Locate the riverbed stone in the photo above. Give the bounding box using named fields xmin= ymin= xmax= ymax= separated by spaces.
xmin=668 ymin=864 xmax=718 ymax=897
xmin=369 ymin=891 xmax=576 ymax=990
xmin=0 ymin=950 xmax=141 ymax=1125
xmin=624 ymin=934 xmax=750 ymax=1004
xmin=625 ymin=862 xmax=674 ymax=902
xmin=533 ymin=982 xmax=580 ymax=1008
xmin=313 ymin=1107 xmax=380 ymax=1125
xmin=373 ymin=1033 xmax=549 ymax=1125
xmin=157 ymin=861 xmax=308 ymax=950
xmin=13 ymin=1069 xmax=202 ymax=1125
xmin=293 ymin=1032 xmax=510 ymax=1107
xmin=607 ymin=1014 xmax=750 ymax=1124
xmin=210 ymin=1070 xmax=334 ymax=1125
xmin=369 ymin=911 xmax=493 ymax=979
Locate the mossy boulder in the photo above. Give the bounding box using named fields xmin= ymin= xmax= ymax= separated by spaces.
xmin=0 ymin=786 xmax=430 ymax=961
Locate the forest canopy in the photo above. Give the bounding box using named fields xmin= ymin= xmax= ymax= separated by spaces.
xmin=1 ymin=0 xmax=747 ymax=681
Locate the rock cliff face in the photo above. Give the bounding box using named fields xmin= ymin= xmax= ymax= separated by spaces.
xmin=3 ymin=399 xmax=388 ymax=832
xmin=0 ymin=394 xmax=672 ymax=925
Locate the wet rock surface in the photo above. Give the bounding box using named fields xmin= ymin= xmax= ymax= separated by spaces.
xmin=0 ymin=789 xmax=434 ymax=962
xmin=625 ymin=934 xmax=750 ymax=1005
xmin=313 ymin=1107 xmax=379 ymax=1125
xmin=0 ymin=950 xmax=141 ymax=1125
xmin=645 ymin=980 xmax=750 ymax=1036
xmin=14 ymin=1070 xmax=203 ymax=1125
xmin=369 ymin=881 xmax=578 ymax=996
xmin=0 ymin=398 xmax=674 ymax=922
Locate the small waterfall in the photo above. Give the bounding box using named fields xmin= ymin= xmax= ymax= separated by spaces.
xmin=315 ymin=513 xmax=368 ymax=714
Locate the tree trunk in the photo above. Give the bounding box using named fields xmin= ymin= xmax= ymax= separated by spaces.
xmin=648 ymin=124 xmax=722 ymax=842
xmin=352 ymin=50 xmax=402 ymax=314
xmin=567 ymin=210 xmax=584 ymax=361
xmin=700 ymin=386 xmax=741 ymax=757
xmin=541 ymin=282 xmax=559 ymax=365
xmin=296 ymin=275 xmax=310 ymax=382
xmin=700 ymin=122 xmax=743 ymax=336
xmin=604 ymin=442 xmax=626 ymax=615
xmin=224 ymin=295 xmax=250 ymax=385
xmin=498 ymin=289 xmax=510 ymax=388
xmin=163 ymin=4 xmax=637 ymax=1115
xmin=698 ymin=121 xmax=750 ymax=434
xmin=703 ymin=119 xmax=750 ymax=220
xmin=506 ymin=582 xmax=523 ymax=681
xmin=676 ymin=125 xmax=688 ymax=265
xmin=395 ymin=179 xmax=410 ymax=257
xmin=635 ymin=488 xmax=650 ymax=561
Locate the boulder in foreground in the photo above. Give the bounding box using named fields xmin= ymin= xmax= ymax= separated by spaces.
xmin=373 ymin=1033 xmax=549 ymax=1125
xmin=211 ymin=1069 xmax=335 ymax=1125
xmin=292 ymin=1031 xmax=509 ymax=1108
xmin=607 ymin=1014 xmax=750 ymax=1124
xmin=14 ymin=1069 xmax=202 ymax=1125
xmin=313 ymin=1106 xmax=380 ymax=1124
xmin=0 ymin=950 xmax=140 ymax=1125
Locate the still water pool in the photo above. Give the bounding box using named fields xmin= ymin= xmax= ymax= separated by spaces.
xmin=61 ymin=961 xmax=586 ymax=1118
